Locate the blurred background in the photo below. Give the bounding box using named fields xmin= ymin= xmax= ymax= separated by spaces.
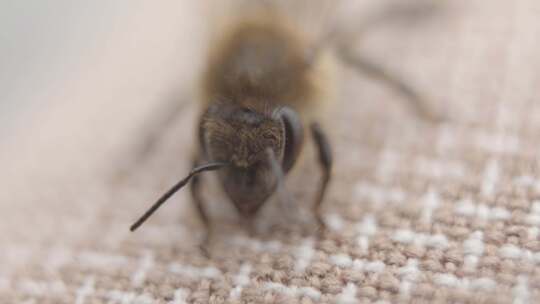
xmin=0 ymin=0 xmax=205 ymax=207
xmin=1 ymin=0 xmax=540 ymax=303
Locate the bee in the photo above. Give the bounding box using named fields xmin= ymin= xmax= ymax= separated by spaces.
xmin=130 ymin=1 xmax=441 ymax=250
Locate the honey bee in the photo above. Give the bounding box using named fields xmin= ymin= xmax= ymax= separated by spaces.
xmin=130 ymin=1 xmax=441 ymax=250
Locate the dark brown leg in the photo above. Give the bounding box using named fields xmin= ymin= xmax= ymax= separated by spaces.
xmin=310 ymin=123 xmax=333 ymax=233
xmin=190 ymin=158 xmax=211 ymax=256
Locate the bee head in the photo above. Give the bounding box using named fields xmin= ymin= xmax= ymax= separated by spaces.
xmin=199 ymin=102 xmax=287 ymax=215
xmin=201 ymin=103 xmax=284 ymax=168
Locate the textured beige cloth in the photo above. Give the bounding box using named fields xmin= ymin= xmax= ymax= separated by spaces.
xmin=1 ymin=1 xmax=540 ymax=303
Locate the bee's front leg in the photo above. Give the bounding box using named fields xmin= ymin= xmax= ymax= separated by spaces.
xmin=310 ymin=123 xmax=333 ymax=235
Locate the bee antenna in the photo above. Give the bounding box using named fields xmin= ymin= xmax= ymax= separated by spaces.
xmin=130 ymin=161 xmax=228 ymax=232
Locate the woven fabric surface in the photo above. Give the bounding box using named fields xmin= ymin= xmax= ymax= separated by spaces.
xmin=1 ymin=1 xmax=540 ymax=303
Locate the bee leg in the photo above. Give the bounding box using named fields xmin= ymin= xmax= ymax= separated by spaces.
xmin=241 ymin=216 xmax=257 ymax=237
xmin=310 ymin=123 xmax=333 ymax=235
xmin=337 ymin=48 xmax=444 ymax=123
xmin=133 ymin=98 xmax=191 ymax=163
xmin=190 ymin=159 xmax=212 ymax=257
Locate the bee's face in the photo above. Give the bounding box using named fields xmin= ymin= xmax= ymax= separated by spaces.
xmin=200 ymin=103 xmax=285 ymax=215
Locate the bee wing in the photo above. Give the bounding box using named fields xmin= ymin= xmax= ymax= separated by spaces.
xmin=203 ymin=0 xmax=445 ymax=53
xmin=203 ymin=0 xmax=343 ymax=48
xmin=279 ymin=0 xmax=343 ymax=43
